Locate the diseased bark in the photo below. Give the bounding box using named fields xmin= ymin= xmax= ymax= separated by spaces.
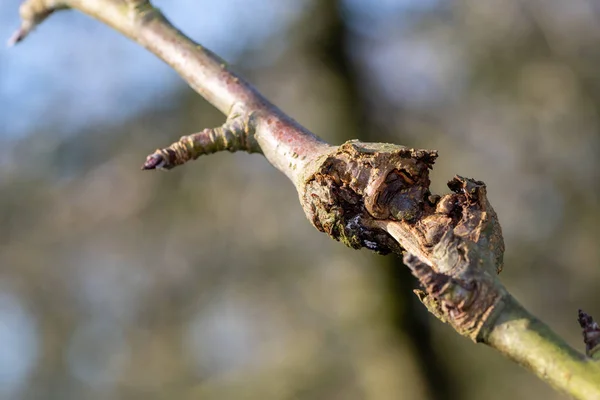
xmin=315 ymin=3 xmax=455 ymax=396
xmin=10 ymin=1 xmax=600 ymax=398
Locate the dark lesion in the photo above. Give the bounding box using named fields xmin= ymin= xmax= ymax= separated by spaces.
xmin=300 ymin=140 xmax=437 ymax=255
xmin=578 ymin=309 xmax=600 ymax=359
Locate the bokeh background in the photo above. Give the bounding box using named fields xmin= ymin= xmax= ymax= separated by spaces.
xmin=1 ymin=0 xmax=599 ymax=399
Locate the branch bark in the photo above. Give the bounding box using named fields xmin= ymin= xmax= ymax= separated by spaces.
xmin=10 ymin=0 xmax=600 ymax=398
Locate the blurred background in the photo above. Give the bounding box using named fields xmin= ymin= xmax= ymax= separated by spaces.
xmin=1 ymin=0 xmax=599 ymax=398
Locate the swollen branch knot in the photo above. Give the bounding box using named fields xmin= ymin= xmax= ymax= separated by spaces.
xmin=142 ymin=108 xmax=257 ymax=170
xmin=298 ymin=142 xmax=507 ymax=340
xmin=300 ymin=140 xmax=437 ymax=254
xmin=578 ymin=310 xmax=600 ymax=360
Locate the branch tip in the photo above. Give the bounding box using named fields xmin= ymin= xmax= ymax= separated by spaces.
xmin=10 ymin=1 xmax=68 ymax=45
xmin=7 ymin=27 xmax=27 ymax=46
xmin=141 ymin=152 xmax=166 ymax=170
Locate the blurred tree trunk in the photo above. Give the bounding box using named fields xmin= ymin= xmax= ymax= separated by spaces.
xmin=313 ymin=2 xmax=456 ymax=399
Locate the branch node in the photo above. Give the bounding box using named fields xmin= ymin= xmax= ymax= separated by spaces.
xmin=125 ymin=0 xmax=149 ymax=5
xmin=578 ymin=309 xmax=600 ymax=360
xmin=125 ymin=0 xmax=160 ymax=24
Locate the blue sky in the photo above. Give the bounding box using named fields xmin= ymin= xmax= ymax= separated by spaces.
xmin=0 ymin=0 xmax=309 ymax=137
xmin=0 ymin=0 xmax=442 ymax=139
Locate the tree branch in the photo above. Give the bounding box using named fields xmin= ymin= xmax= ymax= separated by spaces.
xmin=486 ymin=300 xmax=600 ymax=399
xmin=141 ymin=104 xmax=258 ymax=170
xmin=11 ymin=0 xmax=329 ymax=187
xmin=10 ymin=0 xmax=600 ymax=398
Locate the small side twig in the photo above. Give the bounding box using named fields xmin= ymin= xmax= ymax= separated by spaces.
xmin=8 ymin=0 xmax=66 ymax=46
xmin=142 ymin=107 xmax=257 ymax=170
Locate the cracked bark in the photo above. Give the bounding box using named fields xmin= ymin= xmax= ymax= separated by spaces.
xmin=10 ymin=0 xmax=600 ymax=398
xmin=314 ymin=2 xmax=456 ymax=397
